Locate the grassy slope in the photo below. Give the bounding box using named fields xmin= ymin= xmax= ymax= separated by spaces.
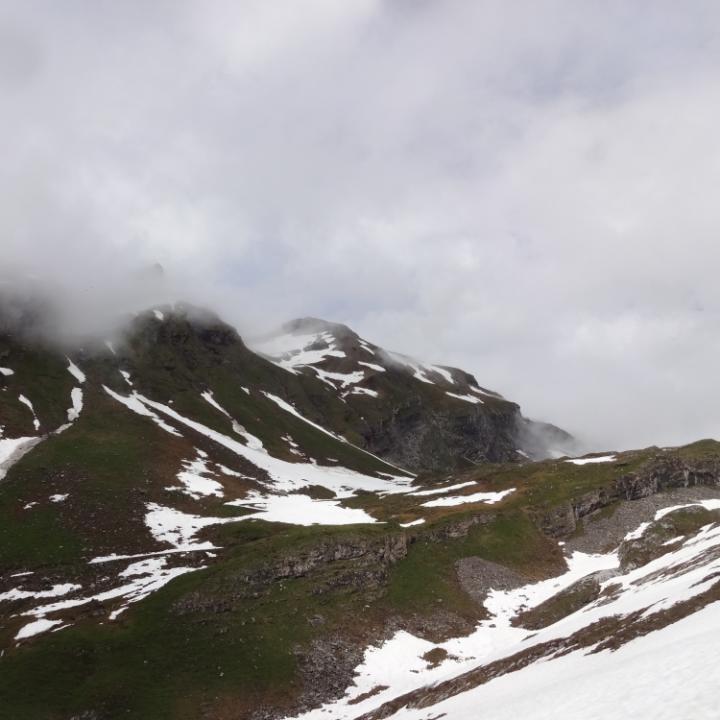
xmin=3 ymin=314 xmax=720 ymax=718
xmin=5 ymin=437 xmax=719 ymax=718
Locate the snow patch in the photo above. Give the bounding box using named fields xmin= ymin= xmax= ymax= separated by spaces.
xmin=566 ymin=454 xmax=616 ymax=465
xmin=67 ymin=387 xmax=83 ymax=422
xmin=15 ymin=618 xmax=63 ymax=640
xmin=66 ymin=358 xmax=86 ymax=383
xmin=201 ymin=391 xmax=264 ymax=450
xmin=358 ymin=361 xmax=385 ymax=372
xmin=428 ymin=365 xmax=455 ymax=384
xmin=409 ymin=481 xmax=476 ymax=497
xmin=445 ymin=391 xmax=483 ymax=405
xmin=0 ymin=436 xmax=41 ymax=481
xmin=0 ymin=583 xmax=81 ymax=603
xmin=145 ymin=503 xmax=235 ymax=550
xmin=227 ymin=493 xmax=379 ymax=526
xmin=313 ymin=367 xmax=365 ymax=388
xmin=168 ymin=456 xmax=224 ymax=499
xmin=18 ymin=395 xmax=40 ymax=431
xmin=399 ymin=519 xmax=425 ymax=528
xmin=350 ymin=387 xmax=379 ymax=398
xmin=421 ymin=488 xmax=515 ymax=508
xmin=103 ymin=386 xmax=182 ymax=437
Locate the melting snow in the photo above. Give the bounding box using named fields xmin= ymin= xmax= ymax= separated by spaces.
xmin=0 ymin=436 xmax=41 ymax=481
xmin=0 ymin=583 xmax=81 ymax=603
xmin=17 ymin=556 xmax=203 ymax=634
xmin=399 ymin=519 xmax=425 ymax=528
xmin=421 ymin=488 xmax=515 ymax=508
xmin=291 ymin=499 xmax=720 ymax=720
xmin=255 ymin=330 xmax=347 ymax=373
xmin=314 ymin=368 xmax=365 ymax=389
xmin=655 ymin=498 xmax=720 ymax=520
xmin=227 ymin=493 xmax=379 ymax=526
xmin=567 ymin=454 xmax=617 ymax=465
xmin=428 ymin=365 xmax=455 ymax=384
xmin=201 ymin=391 xmax=264 ymax=450
xmin=445 ymin=391 xmax=483 ymax=405
xmin=263 ymin=392 xmax=341 ymax=442
xmin=358 ymin=361 xmax=385 ymax=372
xmin=387 ymin=602 xmax=720 ymax=720
xmin=168 ymin=456 xmax=224 ymax=499
xmin=15 ymin=618 xmax=63 ymax=640
xmin=262 ymin=391 xmax=411 ymax=478
xmin=104 ymin=386 xmax=182 ymax=437
xmin=350 ymin=387 xmax=379 ymax=398
xmin=408 ymin=481 xmax=477 ymax=497
xmin=470 ymin=385 xmax=501 ymax=398
xmin=67 ymin=387 xmax=83 ymax=422
xmin=18 ymin=395 xmax=40 ymax=431
xmin=624 ymin=522 xmax=651 ymax=541
xmin=66 ymin=358 xmax=86 ymax=384
xmin=144 ymin=503 xmax=236 ymax=550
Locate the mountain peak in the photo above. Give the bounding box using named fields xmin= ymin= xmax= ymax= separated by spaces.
xmin=281 ymin=316 xmax=357 ymax=339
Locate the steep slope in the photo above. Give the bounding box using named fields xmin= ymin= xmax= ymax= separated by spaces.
xmin=0 ymin=304 xmax=418 ymax=646
xmin=252 ymin=318 xmax=573 ymax=471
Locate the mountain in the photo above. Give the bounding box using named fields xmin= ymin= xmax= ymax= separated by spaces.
xmin=1 ymin=302 xmax=719 ymax=720
xmin=251 ymin=317 xmax=574 ymax=471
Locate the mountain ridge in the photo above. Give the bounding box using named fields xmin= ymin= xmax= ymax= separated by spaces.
xmin=251 ymin=314 xmax=576 ymax=469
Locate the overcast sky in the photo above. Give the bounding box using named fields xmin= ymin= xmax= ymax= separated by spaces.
xmin=3 ymin=0 xmax=720 ymax=451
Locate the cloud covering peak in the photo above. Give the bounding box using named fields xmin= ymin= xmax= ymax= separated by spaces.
xmin=3 ymin=0 xmax=720 ymax=450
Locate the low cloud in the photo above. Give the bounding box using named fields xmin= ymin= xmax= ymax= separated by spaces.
xmin=3 ymin=1 xmax=720 ymax=450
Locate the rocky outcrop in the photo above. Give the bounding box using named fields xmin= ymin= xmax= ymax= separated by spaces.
xmin=171 ymin=515 xmax=495 ymax=617
xmin=618 ymin=504 xmax=720 ymax=572
xmin=364 ymin=401 xmax=524 ymax=473
xmin=534 ymin=455 xmax=720 ymax=538
xmin=171 ymin=532 xmax=409 ymax=615
xmin=513 ymin=570 xmax=615 ymax=630
xmin=456 ymin=557 xmax=527 ymax=605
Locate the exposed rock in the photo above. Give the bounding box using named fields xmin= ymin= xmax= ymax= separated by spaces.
xmin=566 ymin=485 xmax=720 ymax=555
xmin=290 ymin=637 xmax=366 ymax=716
xmin=535 ymin=455 xmax=720 ymax=539
xmin=618 ymin=504 xmax=720 ymax=572
xmin=456 ymin=557 xmax=527 ymax=606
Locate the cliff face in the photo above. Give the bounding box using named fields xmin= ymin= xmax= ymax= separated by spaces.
xmin=534 ymin=453 xmax=720 ymax=538
xmin=359 ymin=390 xmax=523 ymax=472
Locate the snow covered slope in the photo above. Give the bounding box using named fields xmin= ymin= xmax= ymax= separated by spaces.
xmin=285 ymin=496 xmax=720 ymax=719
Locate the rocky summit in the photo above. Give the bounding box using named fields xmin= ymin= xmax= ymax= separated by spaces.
xmin=1 ymin=303 xmax=720 ymax=720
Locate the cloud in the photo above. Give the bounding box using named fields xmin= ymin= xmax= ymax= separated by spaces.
xmin=3 ymin=0 xmax=720 ymax=450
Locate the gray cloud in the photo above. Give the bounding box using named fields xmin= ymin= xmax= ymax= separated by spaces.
xmin=3 ymin=0 xmax=720 ymax=450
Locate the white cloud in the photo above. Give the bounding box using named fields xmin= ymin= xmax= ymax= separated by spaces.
xmin=3 ymin=1 xmax=720 ymax=450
